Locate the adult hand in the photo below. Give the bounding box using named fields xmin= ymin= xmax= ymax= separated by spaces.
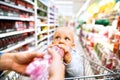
xmin=0 ymin=52 xmax=44 ymax=75
xmin=48 ymin=48 xmax=65 ymax=80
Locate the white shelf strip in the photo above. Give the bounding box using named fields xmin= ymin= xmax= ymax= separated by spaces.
xmin=40 ymin=45 xmax=48 ymax=52
xmin=38 ymin=36 xmax=48 ymax=43
xmin=22 ymin=41 xmax=48 ymax=53
xmin=48 ymin=19 xmax=54 ymax=22
xmin=35 ymin=40 xmax=46 ymax=48
xmin=37 ymin=16 xmax=48 ymax=20
xmin=35 ymin=41 xmax=47 ymax=52
xmin=48 ymin=33 xmax=54 ymax=38
xmin=49 ymin=29 xmax=55 ymax=32
xmin=49 ymin=11 xmax=55 ymax=15
xmin=48 ymin=15 xmax=55 ymax=19
xmin=39 ymin=0 xmax=48 ymax=7
xmin=37 ymin=24 xmax=48 ymax=27
xmin=0 ymin=1 xmax=34 ymax=13
xmin=37 ymin=7 xmax=47 ymax=13
xmin=22 ymin=47 xmax=36 ymax=53
xmin=48 ymin=24 xmax=58 ymax=26
xmin=37 ymin=30 xmax=48 ymax=35
xmin=38 ymin=41 xmax=47 ymax=48
xmin=1 ymin=38 xmax=35 ymax=53
xmin=0 ymin=16 xmax=34 ymax=21
xmin=37 ymin=44 xmax=48 ymax=53
xmin=0 ymin=29 xmax=35 ymax=38
xmin=24 ymin=0 xmax=34 ymax=5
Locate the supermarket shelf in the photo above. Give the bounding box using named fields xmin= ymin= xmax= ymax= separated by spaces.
xmin=37 ymin=24 xmax=48 ymax=26
xmin=37 ymin=30 xmax=48 ymax=35
xmin=115 ymin=31 xmax=120 ymax=35
xmin=0 ymin=29 xmax=35 ymax=38
xmin=40 ymin=30 xmax=48 ymax=34
xmin=0 ymin=1 xmax=34 ymax=13
xmin=49 ymin=16 xmax=54 ymax=19
xmin=48 ymin=14 xmax=55 ymax=18
xmin=97 ymin=40 xmax=114 ymax=51
xmin=1 ymin=38 xmax=35 ymax=53
xmin=49 ymin=11 xmax=55 ymax=15
xmin=49 ymin=19 xmax=54 ymax=23
xmin=40 ymin=45 xmax=48 ymax=52
xmin=38 ymin=44 xmax=48 ymax=52
xmin=38 ymin=41 xmax=47 ymax=48
xmin=48 ymin=24 xmax=58 ymax=26
xmin=49 ymin=28 xmax=55 ymax=32
xmin=39 ymin=0 xmax=48 ymax=7
xmin=22 ymin=47 xmax=36 ymax=53
xmin=38 ymin=36 xmax=48 ymax=43
xmin=24 ymin=0 xmax=34 ymax=5
xmin=48 ymin=33 xmax=54 ymax=38
xmin=81 ymin=36 xmax=102 ymax=65
xmin=82 ymin=30 xmax=113 ymax=51
xmin=37 ymin=16 xmax=48 ymax=20
xmin=0 ymin=16 xmax=34 ymax=21
xmin=35 ymin=41 xmax=48 ymax=52
xmin=37 ymin=7 xmax=47 ymax=13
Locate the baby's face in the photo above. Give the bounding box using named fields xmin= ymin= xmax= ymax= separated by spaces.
xmin=52 ymin=27 xmax=75 ymax=48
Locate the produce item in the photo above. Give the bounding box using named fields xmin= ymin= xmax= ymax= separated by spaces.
xmin=95 ymin=19 xmax=110 ymax=26
xmin=113 ymin=33 xmax=120 ymax=59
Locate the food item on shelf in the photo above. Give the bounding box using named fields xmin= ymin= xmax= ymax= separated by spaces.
xmin=41 ymin=26 xmax=47 ymax=31
xmin=38 ymin=34 xmax=43 ymax=39
xmin=95 ymin=19 xmax=110 ymax=26
xmin=106 ymin=58 xmax=112 ymax=70
xmin=113 ymin=41 xmax=119 ymax=53
xmin=29 ymin=21 xmax=35 ymax=29
xmin=112 ymin=57 xmax=119 ymax=69
xmin=113 ymin=42 xmax=120 ymax=59
xmin=0 ymin=20 xmax=16 ymax=33
xmin=26 ymin=3 xmax=33 ymax=10
xmin=17 ymin=0 xmax=26 ymax=8
xmin=37 ymin=0 xmax=43 ymax=7
xmin=23 ymin=44 xmax=29 ymax=51
xmin=117 ymin=16 xmax=120 ymax=31
xmin=113 ymin=32 xmax=120 ymax=59
xmin=38 ymin=10 xmax=47 ymax=17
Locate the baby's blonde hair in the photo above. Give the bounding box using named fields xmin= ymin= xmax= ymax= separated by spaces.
xmin=54 ymin=27 xmax=74 ymax=42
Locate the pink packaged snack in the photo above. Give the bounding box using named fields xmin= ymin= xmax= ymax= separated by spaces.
xmin=26 ymin=45 xmax=64 ymax=80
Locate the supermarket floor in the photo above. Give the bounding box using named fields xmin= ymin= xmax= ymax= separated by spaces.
xmin=20 ymin=32 xmax=94 ymax=80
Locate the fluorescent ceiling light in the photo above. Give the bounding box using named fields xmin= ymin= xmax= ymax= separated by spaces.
xmin=76 ymin=0 xmax=91 ymax=18
xmin=54 ymin=1 xmax=73 ymax=5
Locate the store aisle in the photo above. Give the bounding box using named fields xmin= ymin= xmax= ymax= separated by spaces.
xmin=74 ymin=34 xmax=95 ymax=78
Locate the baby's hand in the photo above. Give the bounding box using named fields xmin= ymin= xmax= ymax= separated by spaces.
xmin=56 ymin=44 xmax=72 ymax=64
xmin=49 ymin=44 xmax=72 ymax=63
xmin=64 ymin=52 xmax=72 ymax=64
xmin=48 ymin=45 xmax=64 ymax=58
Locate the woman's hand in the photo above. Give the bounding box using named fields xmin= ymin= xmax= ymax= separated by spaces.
xmin=48 ymin=48 xmax=65 ymax=80
xmin=0 ymin=52 xmax=44 ymax=75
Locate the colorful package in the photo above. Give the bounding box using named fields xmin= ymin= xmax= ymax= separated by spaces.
xmin=26 ymin=45 xmax=64 ymax=80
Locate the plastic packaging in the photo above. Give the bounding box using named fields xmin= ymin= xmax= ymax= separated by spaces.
xmin=26 ymin=45 xmax=64 ymax=80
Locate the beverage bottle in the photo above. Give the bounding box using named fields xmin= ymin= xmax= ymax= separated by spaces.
xmin=26 ymin=45 xmax=64 ymax=80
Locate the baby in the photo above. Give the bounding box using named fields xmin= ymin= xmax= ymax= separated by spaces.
xmin=51 ymin=27 xmax=83 ymax=77
xmin=26 ymin=27 xmax=83 ymax=80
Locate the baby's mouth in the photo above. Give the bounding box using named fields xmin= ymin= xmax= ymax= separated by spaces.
xmin=51 ymin=45 xmax=65 ymax=57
